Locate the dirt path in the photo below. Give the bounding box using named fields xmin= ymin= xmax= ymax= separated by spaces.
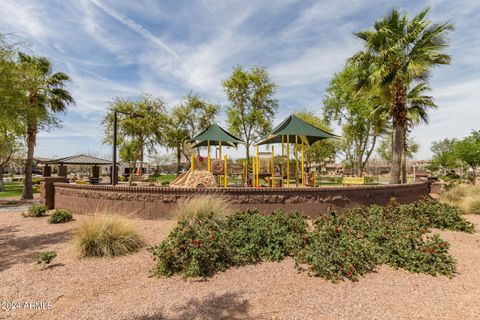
xmin=1 ymin=210 xmax=479 ymax=319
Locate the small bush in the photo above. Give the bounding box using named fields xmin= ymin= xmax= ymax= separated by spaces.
xmin=295 ymin=212 xmax=378 ymax=282
xmin=32 ymin=177 xmax=41 ymax=185
xmin=23 ymin=204 xmax=48 ymax=217
xmin=148 ymin=217 xmax=231 ymax=278
xmin=174 ymin=195 xmax=233 ymax=222
xmin=37 ymin=251 xmax=57 ymax=265
xmin=401 ymin=198 xmax=474 ymax=232
xmin=74 ymin=213 xmax=144 ymax=257
xmin=48 ymin=209 xmax=73 ymax=224
xmin=226 ymin=209 xmax=308 ymax=265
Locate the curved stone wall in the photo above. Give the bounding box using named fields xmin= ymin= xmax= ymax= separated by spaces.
xmin=51 ymin=182 xmax=430 ymax=219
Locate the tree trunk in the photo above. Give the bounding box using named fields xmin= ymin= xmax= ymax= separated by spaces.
xmin=22 ymin=121 xmax=36 ymax=199
xmin=176 ymin=147 xmax=181 ymax=176
xmin=400 ymin=127 xmax=408 ymax=184
xmin=245 ymin=142 xmax=250 ymax=172
xmin=389 ymin=81 xmax=407 ymax=185
xmin=0 ymin=165 xmax=4 ymax=192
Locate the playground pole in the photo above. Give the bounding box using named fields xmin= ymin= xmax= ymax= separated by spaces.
xmin=281 ymin=135 xmax=285 ymax=187
xmin=219 ymin=141 xmax=222 ymax=159
xmin=224 ymin=155 xmax=227 ymax=188
xmin=256 ymin=145 xmax=259 ymax=187
xmin=295 ymin=135 xmax=298 ymax=187
xmin=191 ymin=154 xmax=195 ymax=172
xmin=301 ymin=139 xmax=305 ymax=187
xmin=207 ymin=140 xmax=211 ymax=172
xmin=252 ymin=157 xmax=256 ymax=187
xmin=286 ymin=136 xmax=290 ymax=187
xmin=271 ymin=145 xmax=275 ymax=187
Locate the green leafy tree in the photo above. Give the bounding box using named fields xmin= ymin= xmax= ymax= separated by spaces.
xmin=223 ymin=66 xmax=278 ymax=166
xmin=19 ymin=53 xmax=75 ymax=199
xmin=323 ymin=66 xmax=387 ymax=177
xmin=455 ymin=131 xmax=480 ymax=181
xmin=162 ymin=94 xmax=219 ymax=175
xmin=295 ymin=111 xmax=337 ymax=169
xmin=350 ymin=8 xmax=453 ymax=184
xmin=103 ymin=93 xmax=166 ymax=184
xmin=378 ymin=134 xmax=419 ymax=163
xmin=430 ymin=138 xmax=458 ymax=174
xmin=0 ymin=131 xmax=23 ymax=191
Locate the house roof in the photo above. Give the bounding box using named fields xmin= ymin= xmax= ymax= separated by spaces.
xmin=40 ymin=154 xmax=112 ymax=165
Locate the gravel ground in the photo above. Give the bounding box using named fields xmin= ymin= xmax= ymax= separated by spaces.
xmin=1 ymin=210 xmax=479 ymax=320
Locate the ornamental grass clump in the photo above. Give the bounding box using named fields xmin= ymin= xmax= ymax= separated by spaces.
xmin=74 ymin=212 xmax=144 ymax=257
xmin=48 ymin=209 xmax=73 ymax=224
xmin=174 ymin=194 xmax=233 ymax=222
xmin=440 ymin=184 xmax=480 ymax=214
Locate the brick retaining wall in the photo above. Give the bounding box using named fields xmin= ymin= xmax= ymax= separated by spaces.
xmin=52 ymin=182 xmax=430 ymax=219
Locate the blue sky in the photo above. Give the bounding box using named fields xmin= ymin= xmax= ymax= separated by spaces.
xmin=1 ymin=0 xmax=479 ymax=161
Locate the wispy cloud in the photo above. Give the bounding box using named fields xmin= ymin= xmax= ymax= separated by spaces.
xmin=89 ymin=0 xmax=182 ymax=63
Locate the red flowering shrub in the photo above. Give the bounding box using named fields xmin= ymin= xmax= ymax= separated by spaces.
xmin=148 ymin=218 xmax=232 ymax=278
xmin=225 ymin=209 xmax=308 ymax=265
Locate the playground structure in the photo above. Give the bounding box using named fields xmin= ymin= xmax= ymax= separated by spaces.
xmin=171 ymin=115 xmax=338 ymax=188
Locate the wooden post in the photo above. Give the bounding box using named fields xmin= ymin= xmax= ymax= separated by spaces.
xmin=224 ymin=155 xmax=227 ymax=188
xmin=219 ymin=141 xmax=222 ymax=159
xmin=191 ymin=154 xmax=195 ymax=172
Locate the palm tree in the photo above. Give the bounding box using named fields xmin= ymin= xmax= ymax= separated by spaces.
xmin=19 ymin=53 xmax=74 ymax=199
xmin=350 ymin=8 xmax=453 ymax=184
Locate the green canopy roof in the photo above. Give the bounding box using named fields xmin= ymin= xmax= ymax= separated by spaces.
xmin=257 ymin=114 xmax=339 ymax=146
xmin=189 ymin=123 xmax=244 ymax=148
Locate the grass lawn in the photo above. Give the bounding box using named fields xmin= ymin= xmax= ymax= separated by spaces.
xmin=151 ymin=174 xmax=177 ymax=184
xmin=0 ymin=182 xmax=38 ymax=198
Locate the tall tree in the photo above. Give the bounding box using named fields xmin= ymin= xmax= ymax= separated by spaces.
xmin=223 ymin=66 xmax=278 ymax=166
xmin=323 ymin=66 xmax=387 ymax=177
xmin=430 ymin=138 xmax=457 ymax=174
xmin=19 ymin=53 xmax=74 ymax=199
xmin=103 ymin=93 xmax=166 ymax=185
xmin=0 ymin=131 xmax=23 ymax=192
xmin=455 ymin=131 xmax=480 ymax=182
xmin=162 ymin=94 xmax=218 ymax=175
xmin=378 ymin=134 xmax=419 ymax=163
xmin=350 ymin=7 xmax=453 ymax=184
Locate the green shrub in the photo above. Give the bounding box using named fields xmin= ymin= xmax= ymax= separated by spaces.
xmin=295 ymin=212 xmax=378 ymax=282
xmin=23 ymin=204 xmax=48 ymax=217
xmin=149 ymin=217 xmax=231 ymax=278
xmin=400 ymin=198 xmax=474 ymax=232
xmin=48 ymin=209 xmax=73 ymax=224
xmin=150 ymin=198 xmax=470 ymax=281
xmin=74 ymin=213 xmax=144 ymax=257
xmin=37 ymin=251 xmax=57 ymax=265
xmin=226 ymin=209 xmax=308 ymax=265
xmin=32 ymin=177 xmax=41 ymax=185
